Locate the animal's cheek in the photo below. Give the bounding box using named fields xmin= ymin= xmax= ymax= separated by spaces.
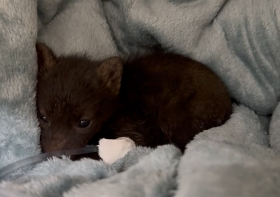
xmin=41 ymin=137 xmax=69 ymax=152
xmin=73 ymin=137 xmax=89 ymax=147
xmin=89 ymin=121 xmax=103 ymax=134
xmin=39 ymin=129 xmax=52 ymax=141
xmin=74 ymin=131 xmax=93 ymax=144
xmin=37 ymin=121 xmax=50 ymax=130
xmin=76 ymin=128 xmax=91 ymax=134
xmin=40 ymin=138 xmax=51 ymax=153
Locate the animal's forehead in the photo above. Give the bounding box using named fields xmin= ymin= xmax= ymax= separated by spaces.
xmin=37 ymin=56 xmax=103 ymax=113
xmin=51 ymin=97 xmax=78 ymax=114
xmin=38 ymin=76 xmax=101 ymax=111
xmin=40 ymin=94 xmax=98 ymax=116
xmin=48 ymin=60 xmax=101 ymax=86
xmin=41 ymin=89 xmax=99 ymax=107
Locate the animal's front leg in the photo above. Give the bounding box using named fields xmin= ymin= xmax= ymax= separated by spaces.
xmin=98 ymin=137 xmax=136 ymax=165
xmin=93 ymin=112 xmax=151 ymax=147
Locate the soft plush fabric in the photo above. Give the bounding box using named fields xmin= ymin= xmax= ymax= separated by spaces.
xmin=1 ymin=0 xmax=280 ymax=196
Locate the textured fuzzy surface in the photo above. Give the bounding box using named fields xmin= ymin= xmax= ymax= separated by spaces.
xmin=0 ymin=0 xmax=40 ymax=169
xmin=1 ymin=0 xmax=280 ymax=197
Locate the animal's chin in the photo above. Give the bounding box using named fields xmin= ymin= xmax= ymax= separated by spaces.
xmin=41 ymin=144 xmax=86 ymax=153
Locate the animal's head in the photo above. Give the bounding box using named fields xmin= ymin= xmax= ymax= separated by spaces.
xmin=36 ymin=43 xmax=123 ymax=152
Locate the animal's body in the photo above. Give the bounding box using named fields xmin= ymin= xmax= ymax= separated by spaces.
xmin=36 ymin=43 xmax=232 ymax=153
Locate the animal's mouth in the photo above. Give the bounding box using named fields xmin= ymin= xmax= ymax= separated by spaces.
xmin=41 ymin=139 xmax=68 ymax=153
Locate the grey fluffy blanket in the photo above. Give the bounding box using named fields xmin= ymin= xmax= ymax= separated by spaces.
xmin=1 ymin=0 xmax=280 ymax=196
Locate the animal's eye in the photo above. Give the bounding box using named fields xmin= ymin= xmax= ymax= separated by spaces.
xmin=38 ymin=113 xmax=48 ymax=123
xmin=78 ymin=119 xmax=91 ymax=128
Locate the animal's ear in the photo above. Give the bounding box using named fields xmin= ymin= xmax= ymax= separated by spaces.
xmin=97 ymin=57 xmax=123 ymax=95
xmin=36 ymin=42 xmax=56 ymax=72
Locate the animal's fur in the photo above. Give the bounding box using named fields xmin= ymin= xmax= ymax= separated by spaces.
xmin=36 ymin=42 xmax=232 ymax=153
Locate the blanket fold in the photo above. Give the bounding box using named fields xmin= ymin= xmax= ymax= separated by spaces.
xmin=104 ymin=0 xmax=280 ymax=115
xmin=0 ymin=0 xmax=39 ymax=169
xmin=1 ymin=0 xmax=280 ymax=197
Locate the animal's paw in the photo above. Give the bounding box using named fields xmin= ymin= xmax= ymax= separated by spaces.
xmin=98 ymin=137 xmax=136 ymax=165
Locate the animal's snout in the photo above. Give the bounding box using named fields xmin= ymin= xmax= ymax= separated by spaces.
xmin=41 ymin=137 xmax=68 ymax=153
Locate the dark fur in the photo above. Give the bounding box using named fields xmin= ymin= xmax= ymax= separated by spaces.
xmin=36 ymin=43 xmax=232 ymax=154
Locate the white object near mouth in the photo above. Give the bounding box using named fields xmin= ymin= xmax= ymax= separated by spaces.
xmin=98 ymin=137 xmax=136 ymax=165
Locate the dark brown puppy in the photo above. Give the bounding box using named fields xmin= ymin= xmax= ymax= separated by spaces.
xmin=36 ymin=43 xmax=232 ymax=154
